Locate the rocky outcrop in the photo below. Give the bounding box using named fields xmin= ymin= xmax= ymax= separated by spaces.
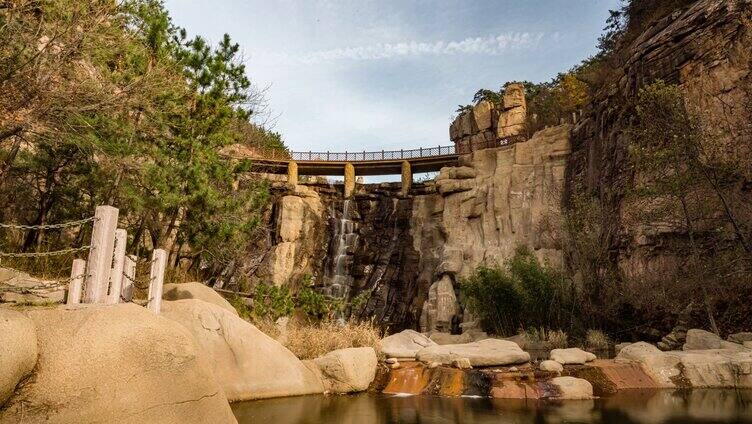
xmin=683 ymin=329 xmax=747 ymax=351
xmin=0 ymin=308 xmax=37 ymax=406
xmin=566 ymin=0 xmax=752 ymax=329
xmin=313 ymin=347 xmax=377 ymax=393
xmin=616 ymin=342 xmax=752 ymax=389
xmin=1 ymin=303 xmax=236 ymax=424
xmin=161 ymin=299 xmax=324 ymax=401
xmin=381 ymin=329 xmax=437 ymax=359
xmin=415 ymin=339 xmax=530 ymax=367
xmin=413 ymin=124 xmax=571 ymax=330
xmin=249 ymin=184 xmax=329 ymax=288
xmin=162 ymin=282 xmax=238 ymax=315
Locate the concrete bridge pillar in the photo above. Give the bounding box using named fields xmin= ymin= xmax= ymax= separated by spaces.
xmin=401 ymin=160 xmax=412 ymax=196
xmin=344 ymin=162 xmax=355 ymax=198
xmin=287 ymin=160 xmax=298 ymax=187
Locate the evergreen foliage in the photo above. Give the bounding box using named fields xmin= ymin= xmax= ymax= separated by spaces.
xmin=0 ymin=0 xmax=286 ymax=282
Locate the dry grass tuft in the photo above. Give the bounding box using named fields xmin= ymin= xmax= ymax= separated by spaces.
xmin=282 ymin=319 xmax=382 ymax=360
xmin=547 ymin=330 xmax=569 ymax=349
xmin=586 ymin=329 xmax=610 ymax=350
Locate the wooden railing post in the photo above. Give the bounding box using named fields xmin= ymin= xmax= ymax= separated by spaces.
xmin=106 ymin=229 xmax=127 ymax=304
xmin=147 ymin=249 xmax=167 ymax=314
xmin=121 ymin=254 xmax=136 ymax=302
xmin=83 ymin=205 xmax=119 ymax=303
xmin=66 ymin=259 xmax=86 ymax=305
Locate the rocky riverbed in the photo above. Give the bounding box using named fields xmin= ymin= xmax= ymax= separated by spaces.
xmin=2 ymin=283 xmax=752 ymax=423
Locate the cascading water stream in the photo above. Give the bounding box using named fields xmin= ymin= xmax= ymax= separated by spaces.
xmin=327 ymin=199 xmax=358 ymax=299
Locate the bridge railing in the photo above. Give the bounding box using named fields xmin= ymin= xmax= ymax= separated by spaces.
xmin=286 ymin=145 xmax=457 ymax=162
xmin=250 ymin=137 xmax=520 ymax=162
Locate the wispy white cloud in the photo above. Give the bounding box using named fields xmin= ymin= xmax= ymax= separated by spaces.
xmin=260 ymin=32 xmax=545 ymax=65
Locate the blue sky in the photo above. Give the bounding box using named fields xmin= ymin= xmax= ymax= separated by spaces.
xmin=165 ymin=0 xmax=618 ymax=154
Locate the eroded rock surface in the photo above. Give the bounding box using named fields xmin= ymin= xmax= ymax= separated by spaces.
xmin=162 ymin=282 xmax=237 ymax=316
xmin=550 ymin=348 xmax=597 ymax=365
xmin=416 ymin=339 xmax=530 ymax=367
xmin=313 ymin=347 xmax=377 ymax=393
xmin=381 ymin=329 xmax=436 ymax=359
xmin=1 ymin=303 xmax=236 ymax=424
xmin=161 ymin=299 xmax=323 ymax=401
xmin=0 ymin=308 xmax=37 ymax=406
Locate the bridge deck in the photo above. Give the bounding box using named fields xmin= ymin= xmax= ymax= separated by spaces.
xmin=240 ymin=140 xmax=508 ymax=176
xmin=251 ymin=154 xmax=459 ymax=176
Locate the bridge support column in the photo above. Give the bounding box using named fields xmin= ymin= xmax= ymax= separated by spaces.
xmin=344 ymin=162 xmax=355 ymax=198
xmin=287 ymin=160 xmax=298 ymax=187
xmin=401 ymin=160 xmax=412 ymax=196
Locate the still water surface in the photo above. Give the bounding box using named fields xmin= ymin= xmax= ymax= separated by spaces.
xmin=232 ymin=390 xmax=752 ymax=424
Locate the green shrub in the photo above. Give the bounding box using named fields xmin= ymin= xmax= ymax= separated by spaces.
xmin=461 ymin=247 xmax=574 ymax=336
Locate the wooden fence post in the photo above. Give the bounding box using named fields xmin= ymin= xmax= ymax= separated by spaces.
xmin=66 ymin=259 xmax=86 ymax=305
xmin=121 ymin=254 xmax=136 ymax=302
xmin=83 ymin=205 xmax=119 ymax=303
xmin=106 ymin=229 xmax=127 ymax=304
xmin=147 ymin=249 xmax=167 ymax=314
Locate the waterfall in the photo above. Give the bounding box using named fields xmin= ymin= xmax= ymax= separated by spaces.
xmin=327 ymin=199 xmax=358 ymax=298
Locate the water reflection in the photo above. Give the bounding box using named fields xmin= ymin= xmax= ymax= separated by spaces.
xmin=232 ymin=390 xmax=752 ymax=424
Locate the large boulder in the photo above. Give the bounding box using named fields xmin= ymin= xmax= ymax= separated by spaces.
xmin=313 ymin=347 xmax=377 ymax=393
xmin=684 ymin=329 xmax=745 ymax=351
xmin=550 ymin=348 xmax=597 ymax=365
xmin=162 ymin=282 xmax=238 ymax=316
xmin=416 ymin=339 xmax=530 ymax=367
xmin=616 ymin=342 xmax=681 ymax=387
xmin=381 ymin=329 xmax=437 ymax=359
xmin=0 ymin=308 xmax=38 ymax=405
xmin=728 ymin=332 xmax=752 ymax=344
xmin=161 ymin=299 xmax=323 ymax=401
xmin=0 ymin=303 xmax=236 ymax=423
xmin=550 ymin=377 xmax=593 ymax=400
xmin=539 ymin=360 xmax=564 ymax=373
xmin=616 ymin=341 xmax=752 ymax=389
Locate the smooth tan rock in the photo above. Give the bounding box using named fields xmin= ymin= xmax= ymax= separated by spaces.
xmin=452 ymin=357 xmax=472 ymax=369
xmin=416 ymin=339 xmax=530 ymax=367
xmin=381 ymin=329 xmax=437 ymax=359
xmin=162 ymin=282 xmax=237 ymax=316
xmin=550 ymin=377 xmax=593 ymax=400
xmin=540 ymin=360 xmax=564 ymax=373
xmin=1 ymin=303 xmax=236 ymax=424
xmin=472 ymin=101 xmax=493 ymax=131
xmin=502 ymin=83 xmax=526 ymax=109
xmin=313 ymin=347 xmax=377 ymax=393
xmin=162 ymin=299 xmax=323 ymax=401
xmin=277 ymin=195 xmax=305 ymax=242
xmin=436 ymin=178 xmax=475 ymax=195
xmin=550 ymin=348 xmax=597 ymax=365
xmin=429 ymin=332 xmax=472 ymax=345
xmin=684 ymin=329 xmax=746 ymax=351
xmin=616 ymin=342 xmax=680 ymax=388
xmin=0 ymin=308 xmax=37 ymax=405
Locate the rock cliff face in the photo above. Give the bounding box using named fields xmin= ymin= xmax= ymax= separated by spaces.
xmin=568 ymin=0 xmax=752 ymax=279
xmin=245 ymin=124 xmax=571 ymax=332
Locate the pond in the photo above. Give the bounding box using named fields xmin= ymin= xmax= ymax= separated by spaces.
xmin=232 ymin=390 xmax=752 ymax=424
